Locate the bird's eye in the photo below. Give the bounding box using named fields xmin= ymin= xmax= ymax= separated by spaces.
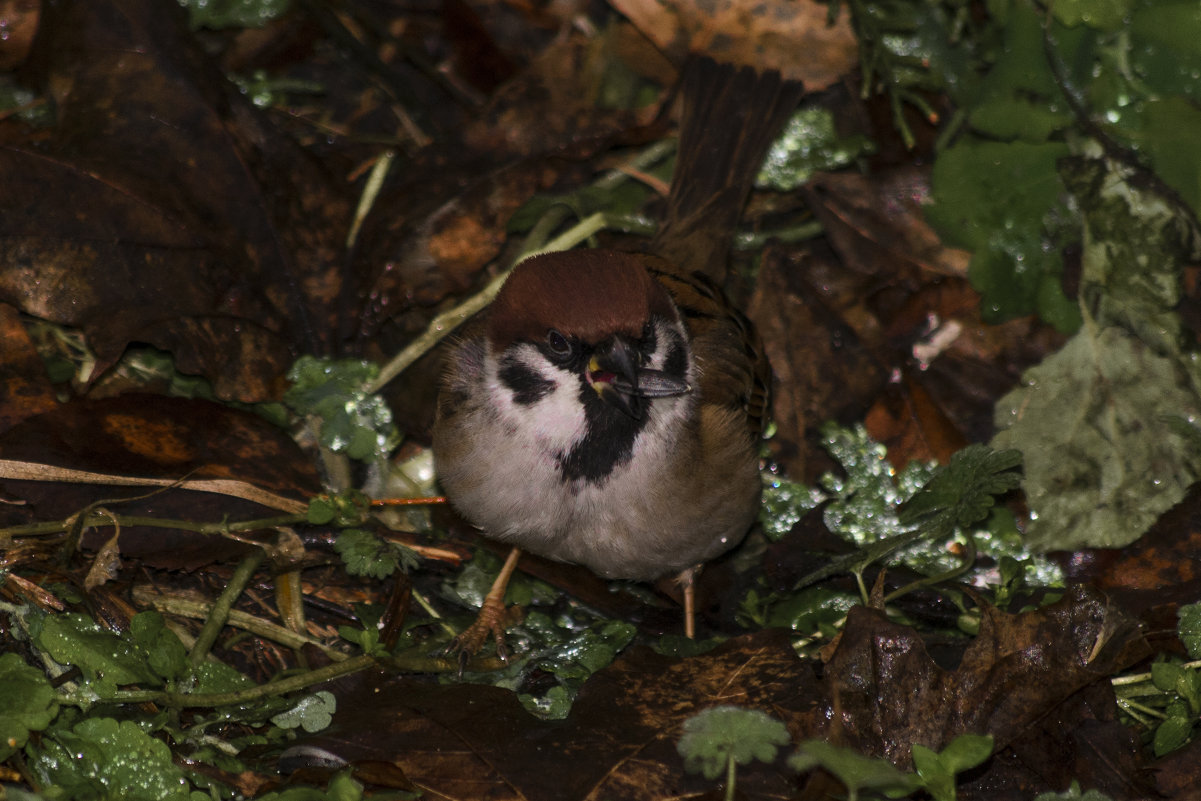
xmin=546 ymin=329 xmax=572 ymax=358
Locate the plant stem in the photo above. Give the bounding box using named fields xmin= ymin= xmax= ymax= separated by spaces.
xmin=725 ymin=755 xmax=736 ymax=801
xmin=105 ymin=652 xmax=379 ymax=708
xmin=189 ymin=550 xmax=264 ymax=666
xmin=2 ymin=512 xmax=305 ymax=539
xmin=135 ymin=586 xmax=350 ymax=662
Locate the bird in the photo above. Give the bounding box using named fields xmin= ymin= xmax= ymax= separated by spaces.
xmin=432 ymin=247 xmax=770 ymax=657
xmin=432 ymin=56 xmax=801 ymax=659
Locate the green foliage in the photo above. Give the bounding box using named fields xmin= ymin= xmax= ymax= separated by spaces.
xmin=749 ymin=426 xmax=1054 ymax=626
xmin=1051 ymin=0 xmax=1132 ymax=30
xmin=285 ymin=356 xmax=399 ymax=463
xmin=334 ymin=528 xmax=418 ymax=579
xmin=986 ymin=110 xmax=1201 ymax=554
xmin=817 ymin=427 xmax=1025 ymax=577
xmin=992 ymin=328 xmax=1201 ymax=551
xmin=911 ymin=735 xmax=994 ymax=801
xmin=271 ymin=691 xmax=337 ymax=734
xmin=759 ymin=472 xmax=822 ymax=542
xmin=898 ymin=445 xmax=1022 ymax=534
xmin=130 ymin=611 xmax=190 ymax=683
xmin=1149 ymin=662 xmax=1201 ymax=755
xmin=307 ymin=490 xmax=371 ymax=526
xmin=817 ymin=424 xmax=935 ymax=549
xmin=0 ymin=653 xmax=59 ymax=761
xmin=1034 ymin=781 xmax=1116 ymax=801
xmin=1113 ymin=605 xmax=1201 ymax=756
xmin=255 ymin=771 xmax=367 ymax=801
xmin=926 ymin=139 xmax=1079 ymax=332
xmin=518 ymin=620 xmax=637 ymax=719
xmin=443 ymin=549 xmax=560 ymax=612
xmin=677 ymin=706 xmax=791 ymax=791
xmin=179 ymin=0 xmax=291 ymax=30
xmin=756 ymin=107 xmax=875 ymax=191
xmin=843 ymin=0 xmax=996 ymax=147
xmin=905 ymin=0 xmax=1201 ymax=337
xmin=739 ymin=586 xmax=859 ymax=636
xmin=1178 ymin=603 xmax=1201 ymax=659
xmin=991 ymin=555 xmax=1033 ymax=611
xmin=337 ymin=604 xmax=385 ymax=656
xmin=192 ymin=659 xmax=255 ymax=695
xmin=9 ymin=602 xmax=356 ymax=798
xmin=789 ymin=739 xmax=921 ymax=799
xmin=790 ymin=734 xmax=992 ymax=801
xmin=1062 ymin=156 xmax=1192 ymax=352
xmin=30 ymin=717 xmax=203 ymax=801
xmin=35 ymin=612 xmax=160 ymax=697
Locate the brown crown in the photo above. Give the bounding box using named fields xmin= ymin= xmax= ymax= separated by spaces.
xmin=488 ymin=250 xmax=680 ymax=348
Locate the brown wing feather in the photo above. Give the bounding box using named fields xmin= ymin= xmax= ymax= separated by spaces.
xmin=641 ymin=255 xmax=771 ymax=443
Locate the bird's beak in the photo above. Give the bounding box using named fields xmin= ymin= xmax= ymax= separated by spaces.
xmin=587 ymin=336 xmax=690 ymax=419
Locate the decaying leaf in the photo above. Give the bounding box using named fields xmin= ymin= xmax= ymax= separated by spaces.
xmin=993 ymin=325 xmax=1201 ymax=551
xmin=825 ymin=586 xmax=1151 ymax=797
xmin=0 ymin=0 xmax=350 ymax=401
xmin=610 ymin=0 xmax=858 ymax=88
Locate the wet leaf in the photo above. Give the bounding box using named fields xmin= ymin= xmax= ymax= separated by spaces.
xmin=993 ymin=327 xmax=1201 ymax=551
xmin=0 ymin=395 xmax=319 ymax=567
xmin=35 ymin=612 xmax=159 ymax=695
xmin=30 ymin=717 xmax=198 ymax=800
xmin=789 ymin=739 xmax=921 ymax=797
xmin=926 ymin=138 xmax=1077 ymax=331
xmin=824 ymin=585 xmax=1148 ymax=788
xmin=1179 ymin=603 xmax=1201 ymax=659
xmin=0 ymin=0 xmax=349 ymax=401
xmin=676 ymin=706 xmax=791 ymax=780
xmin=0 ymin=653 xmax=59 ymax=761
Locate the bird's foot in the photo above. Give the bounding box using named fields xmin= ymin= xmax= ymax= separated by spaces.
xmin=443 ymin=547 xmax=527 ymax=675
xmin=445 ymin=592 xmax=518 ymax=673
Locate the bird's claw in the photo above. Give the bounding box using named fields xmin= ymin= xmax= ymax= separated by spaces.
xmin=444 ymin=593 xmax=511 ymax=675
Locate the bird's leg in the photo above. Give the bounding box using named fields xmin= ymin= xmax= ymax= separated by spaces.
xmin=447 ymin=546 xmax=523 ymax=668
xmin=678 ymin=565 xmax=700 ymax=639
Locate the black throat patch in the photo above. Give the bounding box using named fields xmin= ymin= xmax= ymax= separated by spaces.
xmin=556 ymin=376 xmax=648 ymax=484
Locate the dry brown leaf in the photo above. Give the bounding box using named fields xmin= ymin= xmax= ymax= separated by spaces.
xmin=610 ymin=0 xmax=857 ymax=87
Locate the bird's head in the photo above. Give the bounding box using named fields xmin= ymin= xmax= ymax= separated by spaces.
xmin=486 ymin=250 xmax=693 ymax=424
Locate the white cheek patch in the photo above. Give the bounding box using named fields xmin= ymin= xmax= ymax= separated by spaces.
xmin=653 ymin=321 xmax=693 ymax=374
xmin=638 ymin=319 xmax=696 ymax=443
xmin=486 ymin=343 xmax=587 ymax=451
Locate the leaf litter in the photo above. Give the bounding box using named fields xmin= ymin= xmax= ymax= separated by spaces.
xmin=0 ymin=0 xmax=1200 ymax=799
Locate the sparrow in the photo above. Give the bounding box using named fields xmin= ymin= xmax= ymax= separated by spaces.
xmin=432 ymin=247 xmax=770 ymax=656
xmin=432 ymin=55 xmax=800 ymax=658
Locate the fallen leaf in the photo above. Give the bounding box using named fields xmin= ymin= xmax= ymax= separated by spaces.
xmin=0 ymin=395 xmax=320 ymax=568
xmin=611 ymin=0 xmax=857 ymax=88
xmin=825 ymin=586 xmax=1151 ymax=797
xmin=0 ymin=303 xmax=58 ymax=433
xmin=0 ymin=0 xmax=350 ymax=401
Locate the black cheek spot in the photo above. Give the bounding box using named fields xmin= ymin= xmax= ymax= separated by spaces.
xmin=499 ymin=359 xmax=555 ymax=405
xmin=663 ymin=338 xmax=688 ymax=378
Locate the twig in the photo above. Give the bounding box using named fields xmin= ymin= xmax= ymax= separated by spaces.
xmin=0 ymin=459 xmax=307 ymax=514
xmin=1 ymin=512 xmax=306 ymax=539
